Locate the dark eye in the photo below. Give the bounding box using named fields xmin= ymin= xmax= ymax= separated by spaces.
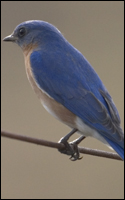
xmin=18 ymin=27 xmax=26 ymax=37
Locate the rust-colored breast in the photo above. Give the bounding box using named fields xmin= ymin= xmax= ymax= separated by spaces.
xmin=23 ymin=45 xmax=76 ymax=128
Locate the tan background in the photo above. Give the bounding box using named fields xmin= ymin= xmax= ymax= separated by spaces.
xmin=1 ymin=1 xmax=124 ymax=199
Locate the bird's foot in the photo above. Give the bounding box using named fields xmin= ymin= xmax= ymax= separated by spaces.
xmin=58 ymin=129 xmax=85 ymax=161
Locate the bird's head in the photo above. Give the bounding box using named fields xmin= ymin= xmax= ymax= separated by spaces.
xmin=3 ymin=20 xmax=64 ymax=51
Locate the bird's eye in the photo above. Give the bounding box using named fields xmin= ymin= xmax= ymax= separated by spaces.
xmin=18 ymin=28 xmax=26 ymax=37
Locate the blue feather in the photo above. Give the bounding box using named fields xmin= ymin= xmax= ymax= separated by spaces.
xmin=30 ymin=44 xmax=124 ymax=157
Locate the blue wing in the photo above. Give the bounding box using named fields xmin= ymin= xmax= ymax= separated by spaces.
xmin=30 ymin=41 xmax=124 ymax=159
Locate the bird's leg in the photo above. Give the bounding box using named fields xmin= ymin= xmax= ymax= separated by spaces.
xmin=69 ymin=135 xmax=86 ymax=161
xmin=58 ymin=128 xmax=86 ymax=161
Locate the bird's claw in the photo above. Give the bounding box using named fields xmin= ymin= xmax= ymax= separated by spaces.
xmin=58 ymin=129 xmax=85 ymax=161
xmin=58 ymin=138 xmax=83 ymax=161
xmin=69 ymin=142 xmax=83 ymax=161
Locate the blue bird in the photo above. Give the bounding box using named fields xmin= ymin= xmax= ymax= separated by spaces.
xmin=3 ymin=20 xmax=124 ymax=160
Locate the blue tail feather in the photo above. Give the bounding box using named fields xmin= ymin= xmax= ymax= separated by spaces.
xmin=104 ymin=137 xmax=124 ymax=160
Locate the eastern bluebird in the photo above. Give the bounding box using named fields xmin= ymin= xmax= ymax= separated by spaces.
xmin=3 ymin=20 xmax=124 ymax=160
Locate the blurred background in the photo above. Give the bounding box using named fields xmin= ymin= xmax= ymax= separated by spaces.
xmin=1 ymin=1 xmax=124 ymax=199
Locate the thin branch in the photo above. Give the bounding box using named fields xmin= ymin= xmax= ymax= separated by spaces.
xmin=1 ymin=130 xmax=122 ymax=161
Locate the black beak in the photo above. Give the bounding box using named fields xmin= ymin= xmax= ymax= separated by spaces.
xmin=3 ymin=34 xmax=17 ymax=42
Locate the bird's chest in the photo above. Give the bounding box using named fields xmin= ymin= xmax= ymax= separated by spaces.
xmin=24 ymin=51 xmax=76 ymax=128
